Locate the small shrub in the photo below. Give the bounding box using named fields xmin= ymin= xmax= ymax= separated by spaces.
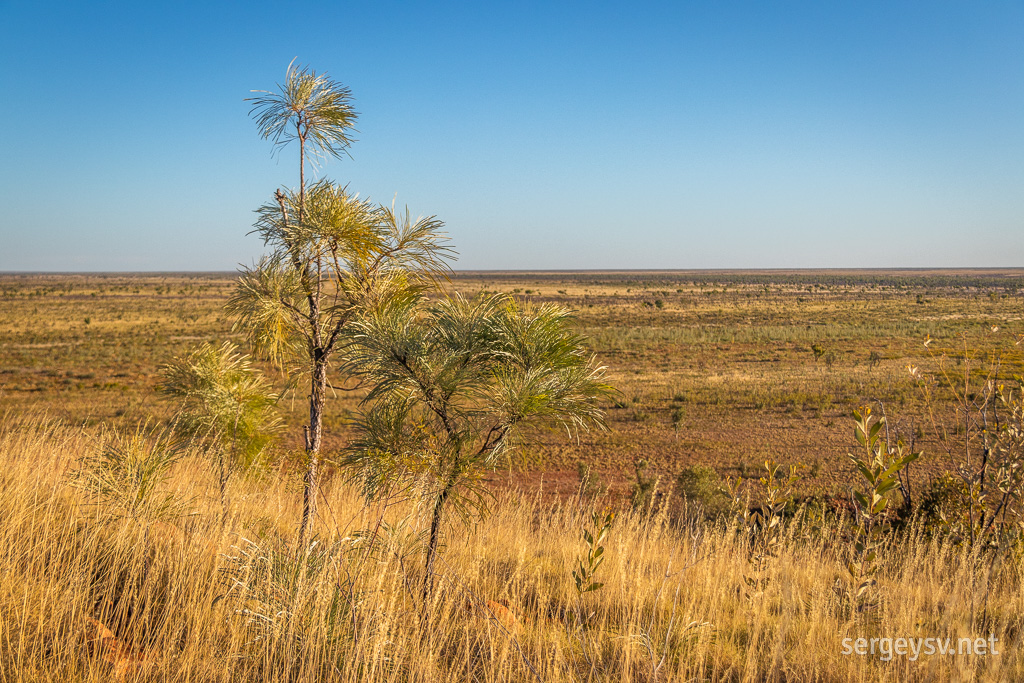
xmin=670 ymin=406 xmax=684 ymax=437
xmin=676 ymin=465 xmax=731 ymax=518
xmin=71 ymin=424 xmax=187 ymax=523
xmin=846 ymin=407 xmax=919 ymax=614
xmin=159 ymin=342 xmax=282 ymax=506
xmin=576 ymin=462 xmax=608 ymax=500
xmin=918 ymin=473 xmax=971 ymax=536
xmin=743 ymin=460 xmax=800 ymax=597
xmin=572 ymin=510 xmax=614 ymax=597
xmin=630 ymin=459 xmax=657 ymax=510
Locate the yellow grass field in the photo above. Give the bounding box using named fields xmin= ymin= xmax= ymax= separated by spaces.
xmin=1 ymin=417 xmax=1021 ymax=682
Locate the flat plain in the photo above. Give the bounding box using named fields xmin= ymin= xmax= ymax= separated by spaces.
xmin=3 ymin=268 xmax=1022 ymax=501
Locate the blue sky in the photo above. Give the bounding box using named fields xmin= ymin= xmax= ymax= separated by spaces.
xmin=1 ymin=1 xmax=1022 ymax=270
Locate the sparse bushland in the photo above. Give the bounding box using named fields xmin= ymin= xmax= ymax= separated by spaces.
xmin=2 ymin=416 xmax=1024 ymax=682
xmin=3 ymin=269 xmax=1022 ymax=487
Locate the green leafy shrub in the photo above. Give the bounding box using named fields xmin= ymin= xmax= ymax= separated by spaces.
xmin=676 ymin=465 xmax=731 ymax=518
xmin=572 ymin=510 xmax=614 ymax=597
xmin=630 ymin=459 xmax=658 ymax=510
xmin=846 ymin=407 xmax=919 ymax=614
xmin=742 ymin=460 xmax=800 ymax=598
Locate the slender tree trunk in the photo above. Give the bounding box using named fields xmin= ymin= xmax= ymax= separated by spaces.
xmin=221 ymin=403 xmax=241 ymax=512
xmin=299 ymin=355 xmax=327 ymax=544
xmin=423 ymin=485 xmax=451 ymax=605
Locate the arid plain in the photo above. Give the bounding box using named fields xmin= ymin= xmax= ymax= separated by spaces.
xmin=3 ymin=268 xmax=1021 ymax=501
xmin=3 ymin=269 xmax=1024 ymax=682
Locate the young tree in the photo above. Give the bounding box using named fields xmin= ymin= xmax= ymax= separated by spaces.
xmin=159 ymin=341 xmax=282 ymax=506
xmin=234 ymin=63 xmax=453 ymax=542
xmin=342 ymin=292 xmax=611 ymax=601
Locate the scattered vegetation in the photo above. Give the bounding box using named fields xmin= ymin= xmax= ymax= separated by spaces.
xmin=2 ymin=62 xmax=1024 ymax=681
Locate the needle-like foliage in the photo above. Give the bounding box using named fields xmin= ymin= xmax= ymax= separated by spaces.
xmin=248 ymin=60 xmax=357 ymax=154
xmin=341 ymin=291 xmax=611 ymax=602
xmin=72 ymin=424 xmax=188 ymax=523
xmin=235 ymin=63 xmax=454 ymax=542
xmin=159 ymin=342 xmax=282 ymax=503
xmin=247 ymin=60 xmax=357 ymax=210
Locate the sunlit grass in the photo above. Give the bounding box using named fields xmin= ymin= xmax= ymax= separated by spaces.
xmin=1 ymin=417 xmax=1021 ymax=681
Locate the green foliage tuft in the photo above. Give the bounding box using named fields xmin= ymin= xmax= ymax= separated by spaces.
xmin=572 ymin=510 xmax=615 ymax=597
xmin=159 ymin=341 xmax=282 ymax=475
xmin=71 ymin=423 xmax=188 ymax=523
xmin=676 ymin=465 xmax=731 ymax=518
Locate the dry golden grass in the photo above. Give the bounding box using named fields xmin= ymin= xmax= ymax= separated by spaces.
xmin=1 ymin=416 xmax=1021 ymax=682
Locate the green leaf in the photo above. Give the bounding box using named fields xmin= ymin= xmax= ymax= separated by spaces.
xmin=855 ymin=461 xmax=875 ymax=483
xmin=869 ymin=420 xmax=883 ymax=442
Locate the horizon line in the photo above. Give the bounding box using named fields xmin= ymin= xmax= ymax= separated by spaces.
xmin=3 ymin=267 xmax=1024 ymax=277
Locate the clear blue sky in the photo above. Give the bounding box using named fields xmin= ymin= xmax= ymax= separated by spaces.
xmin=1 ymin=1 xmax=1022 ymax=270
